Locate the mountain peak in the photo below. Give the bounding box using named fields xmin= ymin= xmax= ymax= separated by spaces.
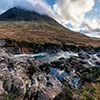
xmin=0 ymin=7 xmax=55 ymax=22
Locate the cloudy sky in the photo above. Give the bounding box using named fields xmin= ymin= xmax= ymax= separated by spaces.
xmin=0 ymin=0 xmax=100 ymax=38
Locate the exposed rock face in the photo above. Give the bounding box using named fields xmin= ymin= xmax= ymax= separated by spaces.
xmin=0 ymin=7 xmax=58 ymax=25
xmin=32 ymin=72 xmax=62 ymax=100
xmin=0 ymin=49 xmax=62 ymax=99
xmin=0 ymin=49 xmax=32 ymax=97
xmin=0 ymin=81 xmax=4 ymax=95
xmin=0 ymin=39 xmax=6 ymax=46
xmin=27 ymin=78 xmax=39 ymax=98
xmin=1 ymin=41 xmax=100 ymax=100
xmin=18 ymin=47 xmax=34 ymax=54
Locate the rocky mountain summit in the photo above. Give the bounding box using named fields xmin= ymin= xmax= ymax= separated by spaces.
xmin=0 ymin=7 xmax=60 ymax=27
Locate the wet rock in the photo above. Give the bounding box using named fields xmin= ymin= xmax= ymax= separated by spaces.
xmin=86 ymin=50 xmax=95 ymax=54
xmin=58 ymin=57 xmax=65 ymax=60
xmin=97 ymin=54 xmax=100 ymax=57
xmin=65 ymin=67 xmax=70 ymax=73
xmin=27 ymin=59 xmax=32 ymax=64
xmin=39 ymin=63 xmax=50 ymax=73
xmin=59 ymin=64 xmax=65 ymax=70
xmin=78 ymin=52 xmax=90 ymax=59
xmin=95 ymin=61 xmax=100 ymax=66
xmin=51 ymin=60 xmax=63 ymax=69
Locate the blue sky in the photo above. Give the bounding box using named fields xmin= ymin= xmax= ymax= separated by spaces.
xmin=45 ymin=0 xmax=100 ymax=20
xmin=0 ymin=0 xmax=100 ymax=38
xmin=46 ymin=0 xmax=55 ymax=8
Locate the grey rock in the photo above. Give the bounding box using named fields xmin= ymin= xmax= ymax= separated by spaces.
xmin=0 ymin=81 xmax=4 ymax=95
xmin=3 ymin=79 xmax=12 ymax=92
xmin=27 ymin=79 xmax=38 ymax=98
xmin=32 ymin=72 xmax=62 ymax=99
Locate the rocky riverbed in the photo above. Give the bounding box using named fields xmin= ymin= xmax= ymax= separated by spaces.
xmin=0 ymin=47 xmax=100 ymax=99
xmin=0 ymin=49 xmax=63 ymax=100
xmin=0 ymin=38 xmax=100 ymax=99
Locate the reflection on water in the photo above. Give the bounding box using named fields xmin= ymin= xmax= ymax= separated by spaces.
xmin=49 ymin=67 xmax=79 ymax=86
xmin=49 ymin=67 xmax=68 ymax=81
xmin=14 ymin=51 xmax=79 ymax=86
xmin=71 ymin=77 xmax=79 ymax=86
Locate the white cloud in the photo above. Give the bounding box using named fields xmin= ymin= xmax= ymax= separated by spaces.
xmin=0 ymin=0 xmax=55 ymax=18
xmin=84 ymin=32 xmax=100 ymax=38
xmin=25 ymin=0 xmax=55 ymax=17
xmin=0 ymin=0 xmax=33 ymax=14
xmin=53 ymin=0 xmax=95 ymax=26
xmin=95 ymin=9 xmax=97 ymax=11
xmin=52 ymin=0 xmax=100 ymax=38
xmin=0 ymin=0 xmax=95 ymax=25
xmin=0 ymin=0 xmax=100 ymax=38
xmin=80 ymin=19 xmax=100 ymax=33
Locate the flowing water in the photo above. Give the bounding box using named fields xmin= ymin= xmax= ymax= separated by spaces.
xmin=14 ymin=51 xmax=100 ymax=86
xmin=14 ymin=51 xmax=79 ymax=86
xmin=14 ymin=51 xmax=78 ymax=62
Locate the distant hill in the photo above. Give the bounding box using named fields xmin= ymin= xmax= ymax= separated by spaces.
xmin=0 ymin=7 xmax=100 ymax=48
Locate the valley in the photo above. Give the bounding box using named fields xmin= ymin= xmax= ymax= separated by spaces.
xmin=0 ymin=7 xmax=100 ymax=100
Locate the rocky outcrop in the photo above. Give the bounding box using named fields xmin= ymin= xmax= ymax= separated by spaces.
xmin=32 ymin=72 xmax=62 ymax=100
xmin=0 ymin=39 xmax=6 ymax=46
xmin=0 ymin=81 xmax=4 ymax=95
xmin=0 ymin=49 xmax=32 ymax=97
xmin=0 ymin=39 xmax=100 ymax=100
xmin=0 ymin=48 xmax=63 ymax=99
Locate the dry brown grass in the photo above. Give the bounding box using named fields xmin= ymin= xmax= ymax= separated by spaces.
xmin=0 ymin=21 xmax=100 ymax=47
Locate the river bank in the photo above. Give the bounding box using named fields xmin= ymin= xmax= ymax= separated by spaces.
xmin=13 ymin=48 xmax=100 ymax=99
xmin=0 ymin=37 xmax=100 ymax=99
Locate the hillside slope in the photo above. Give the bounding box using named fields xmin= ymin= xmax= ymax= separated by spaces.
xmin=0 ymin=7 xmax=100 ymax=48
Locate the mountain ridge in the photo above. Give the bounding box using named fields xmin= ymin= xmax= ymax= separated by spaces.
xmin=0 ymin=7 xmax=63 ymax=27
xmin=0 ymin=7 xmax=100 ymax=49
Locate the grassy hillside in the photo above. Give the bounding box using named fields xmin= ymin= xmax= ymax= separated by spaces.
xmin=0 ymin=21 xmax=100 ymax=47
